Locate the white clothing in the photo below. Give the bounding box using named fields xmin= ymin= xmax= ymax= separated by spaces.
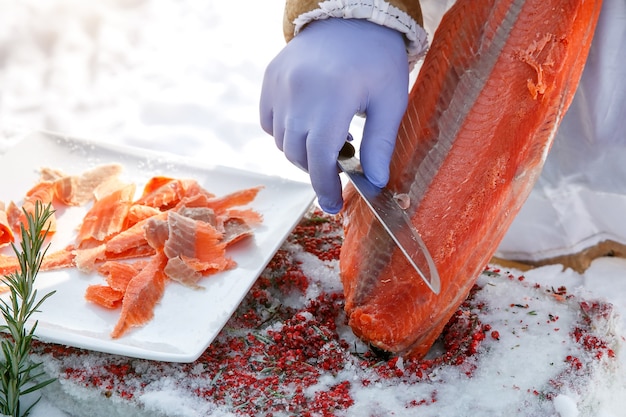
xmin=497 ymin=0 xmax=626 ymax=261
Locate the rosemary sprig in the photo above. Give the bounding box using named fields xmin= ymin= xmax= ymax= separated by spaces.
xmin=0 ymin=201 xmax=56 ymax=417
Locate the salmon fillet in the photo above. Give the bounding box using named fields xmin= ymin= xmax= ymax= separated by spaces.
xmin=0 ymin=203 xmax=14 ymax=248
xmin=203 ymin=186 xmax=264 ymax=213
xmin=84 ymin=285 xmax=125 ymax=309
xmin=19 ymin=181 xmax=57 ymax=236
xmin=161 ymin=210 xmax=235 ymax=288
xmin=340 ymin=0 xmax=602 ymax=357
xmin=76 ymin=183 xmax=136 ymax=247
xmin=98 ymin=260 xmax=147 ymax=292
xmin=134 ymin=177 xmax=211 ymax=210
xmin=110 ymin=250 xmax=168 ymax=338
xmin=0 ymin=246 xmax=76 ymax=278
xmin=47 ymin=163 xmax=123 ymax=206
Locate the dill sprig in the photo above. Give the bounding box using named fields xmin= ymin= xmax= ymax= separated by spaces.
xmin=0 ymin=201 xmax=56 ymax=417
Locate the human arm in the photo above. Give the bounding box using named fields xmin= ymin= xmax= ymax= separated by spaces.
xmin=260 ymin=1 xmax=428 ymax=213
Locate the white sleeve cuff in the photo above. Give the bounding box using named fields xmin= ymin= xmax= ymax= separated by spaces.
xmin=292 ymin=0 xmax=429 ymax=69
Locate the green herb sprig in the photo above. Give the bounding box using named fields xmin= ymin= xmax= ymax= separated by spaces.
xmin=0 ymin=202 xmax=56 ymax=417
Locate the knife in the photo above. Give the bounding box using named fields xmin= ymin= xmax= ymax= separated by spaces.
xmin=337 ymin=141 xmax=441 ymax=294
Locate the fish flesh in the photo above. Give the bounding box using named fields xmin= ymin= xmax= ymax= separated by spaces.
xmin=17 ymin=181 xmax=57 ymax=236
xmin=44 ymin=164 xmax=123 ymax=206
xmin=340 ymin=0 xmax=602 ymax=357
xmin=110 ymin=250 xmax=168 ymax=338
xmin=0 ymin=246 xmax=75 ymax=276
xmin=76 ymin=183 xmax=136 ymax=248
xmin=0 ymin=203 xmax=14 ymax=248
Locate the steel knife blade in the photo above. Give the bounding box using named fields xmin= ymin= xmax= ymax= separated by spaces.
xmin=337 ymin=141 xmax=441 ymax=294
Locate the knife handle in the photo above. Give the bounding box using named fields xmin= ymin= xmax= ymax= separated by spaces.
xmin=338 ymin=141 xmax=356 ymax=160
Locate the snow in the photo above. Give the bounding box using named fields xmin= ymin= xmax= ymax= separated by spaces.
xmin=554 ymin=395 xmax=580 ymax=417
xmin=1 ymin=1 xmax=625 ymax=416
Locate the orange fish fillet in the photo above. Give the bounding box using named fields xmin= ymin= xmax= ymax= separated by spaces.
xmin=110 ymin=250 xmax=168 ymax=338
xmin=203 ymin=186 xmax=264 ymax=214
xmin=0 ymin=253 xmax=18 ymax=277
xmin=97 ymin=260 xmax=148 ymax=292
xmin=0 ymin=203 xmax=14 ymax=248
xmin=127 ymin=204 xmax=162 ymax=226
xmin=84 ymin=285 xmax=125 ymax=309
xmin=85 ymin=261 xmax=148 ymax=309
xmin=0 ymin=246 xmax=75 ymax=278
xmin=45 ymin=163 xmax=123 ymax=206
xmin=76 ymin=183 xmax=136 ymax=247
xmin=340 ymin=0 xmax=602 ymax=358
xmin=85 ymin=260 xmax=148 ymax=309
xmin=74 ymin=244 xmax=107 ymax=273
xmin=134 ymin=177 xmax=210 ymax=210
xmin=105 ymin=211 xmax=168 ymax=256
xmin=162 ymin=211 xmax=235 ymax=288
xmin=16 ymin=181 xmax=57 ymax=236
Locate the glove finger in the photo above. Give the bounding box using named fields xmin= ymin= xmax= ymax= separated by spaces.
xmin=306 ymin=130 xmax=347 ymax=214
xmin=259 ymin=94 xmax=274 ymax=137
xmin=260 ymin=109 xmax=274 ymax=137
xmin=271 ymin=109 xmax=286 ymax=152
xmin=283 ymin=123 xmax=309 ymax=172
xmin=359 ymin=94 xmax=408 ymax=187
xmin=359 ymin=126 xmax=397 ymax=187
xmin=259 ymin=65 xmax=276 ymax=136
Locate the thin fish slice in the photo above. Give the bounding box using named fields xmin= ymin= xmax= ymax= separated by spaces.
xmin=0 ymin=245 xmax=76 ymax=282
xmin=135 ymin=177 xmax=209 ymax=210
xmin=0 ymin=204 xmax=14 ymax=247
xmin=48 ymin=163 xmax=123 ymax=206
xmin=18 ymin=181 xmax=57 ymax=235
xmin=127 ymin=204 xmax=162 ymax=226
xmin=84 ymin=285 xmax=125 ymax=309
xmin=76 ymin=183 xmax=136 ymax=247
xmin=86 ymin=261 xmax=149 ymax=309
xmin=110 ymin=250 xmax=168 ymax=338
xmin=162 ymin=211 xmax=234 ymax=288
xmin=97 ymin=260 xmax=147 ymax=292
xmin=203 ymin=186 xmax=264 ymax=214
xmin=105 ymin=211 xmax=167 ymax=256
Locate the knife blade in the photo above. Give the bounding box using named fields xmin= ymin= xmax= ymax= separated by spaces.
xmin=337 ymin=141 xmax=441 ymax=294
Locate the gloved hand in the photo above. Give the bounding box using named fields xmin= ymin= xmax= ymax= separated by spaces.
xmin=260 ymin=18 xmax=409 ymax=213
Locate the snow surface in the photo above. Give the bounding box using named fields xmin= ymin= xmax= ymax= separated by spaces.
xmin=0 ymin=0 xmax=625 ymax=416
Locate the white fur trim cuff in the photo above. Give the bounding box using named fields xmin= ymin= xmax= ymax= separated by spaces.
xmin=292 ymin=0 xmax=429 ymax=68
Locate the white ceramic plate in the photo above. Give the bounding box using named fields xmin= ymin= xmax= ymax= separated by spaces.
xmin=0 ymin=132 xmax=315 ymax=362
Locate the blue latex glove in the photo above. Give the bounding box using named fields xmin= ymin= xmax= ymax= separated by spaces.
xmin=260 ymin=18 xmax=409 ymax=213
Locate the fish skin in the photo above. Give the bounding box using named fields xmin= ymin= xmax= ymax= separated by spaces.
xmin=340 ymin=0 xmax=603 ymax=357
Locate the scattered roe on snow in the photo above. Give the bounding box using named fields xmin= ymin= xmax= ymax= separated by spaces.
xmin=30 ymin=211 xmax=621 ymax=417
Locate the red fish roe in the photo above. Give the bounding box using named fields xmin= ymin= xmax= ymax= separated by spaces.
xmin=28 ymin=211 xmax=618 ymax=416
xmin=289 ymin=214 xmax=343 ymax=262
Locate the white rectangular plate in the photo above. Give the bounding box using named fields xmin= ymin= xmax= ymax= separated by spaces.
xmin=0 ymin=132 xmax=315 ymax=362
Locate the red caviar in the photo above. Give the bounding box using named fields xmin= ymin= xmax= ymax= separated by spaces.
xmin=28 ymin=211 xmax=618 ymax=416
